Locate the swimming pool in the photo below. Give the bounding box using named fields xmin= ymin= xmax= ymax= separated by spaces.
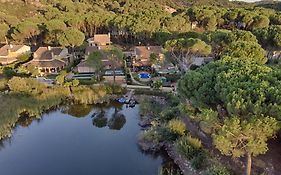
xmin=139 ymin=72 xmax=150 ymax=79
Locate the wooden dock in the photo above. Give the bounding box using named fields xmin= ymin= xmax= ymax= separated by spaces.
xmin=124 ymin=89 xmax=135 ymax=101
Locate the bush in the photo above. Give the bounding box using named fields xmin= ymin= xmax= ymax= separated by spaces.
xmin=3 ymin=67 xmax=16 ymax=78
xmin=166 ymin=94 xmax=180 ymax=107
xmin=176 ymin=135 xmax=202 ymax=160
xmin=167 ymin=119 xmax=186 ymax=136
xmin=141 ymin=129 xmax=162 ymax=143
xmin=71 ymin=85 xmax=111 ymax=104
xmin=157 ymin=126 xmax=178 ymax=141
xmin=8 ymin=77 xmax=46 ymax=94
xmin=0 ymin=79 xmax=8 ymax=91
xmin=204 ymin=165 xmax=231 ymax=175
xmin=191 ymin=152 xmax=207 ymax=170
xmin=160 ymin=107 xmax=179 ymax=121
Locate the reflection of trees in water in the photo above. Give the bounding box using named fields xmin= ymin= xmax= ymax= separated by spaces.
xmin=107 ymin=113 xmax=126 ymax=130
xmin=92 ymin=105 xmax=126 ymax=130
xmin=92 ymin=110 xmax=107 ymax=128
xmin=16 ymin=112 xmax=42 ymax=128
xmin=17 ymin=113 xmax=37 ymax=128
xmin=62 ymin=104 xmax=93 ymax=118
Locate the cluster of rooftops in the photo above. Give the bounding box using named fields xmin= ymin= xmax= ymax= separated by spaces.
xmin=0 ymin=33 xmax=167 ymax=75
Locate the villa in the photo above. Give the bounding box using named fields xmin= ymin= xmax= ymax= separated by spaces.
xmin=132 ymin=46 xmax=165 ymax=70
xmin=87 ymin=34 xmax=111 ymax=46
xmin=76 ymin=46 xmax=125 ymax=83
xmin=0 ymin=44 xmax=31 ymax=65
xmin=28 ymin=46 xmax=72 ymax=74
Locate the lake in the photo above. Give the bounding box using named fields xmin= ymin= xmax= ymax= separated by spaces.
xmin=0 ymin=102 xmax=176 ymax=175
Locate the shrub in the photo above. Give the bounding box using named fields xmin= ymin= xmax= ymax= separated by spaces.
xmin=185 ymin=135 xmax=202 ymax=149
xmin=139 ymin=97 xmax=162 ymax=117
xmin=71 ymin=85 xmax=110 ymax=104
xmin=166 ymin=94 xmax=180 ymax=107
xmin=167 ymin=119 xmax=186 ymax=136
xmin=176 ymin=135 xmax=202 ymax=160
xmin=157 ymin=126 xmax=178 ymax=141
xmin=8 ymin=77 xmax=46 ymax=94
xmin=0 ymin=79 xmax=8 ymax=91
xmin=3 ymin=67 xmax=16 ymax=78
xmin=141 ymin=129 xmax=162 ymax=143
xmin=191 ymin=152 xmax=207 ymax=170
xmin=160 ymin=107 xmax=179 ymax=121
xmin=204 ymin=165 xmax=231 ymax=175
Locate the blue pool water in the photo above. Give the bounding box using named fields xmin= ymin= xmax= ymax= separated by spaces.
xmin=139 ymin=72 xmax=150 ymax=79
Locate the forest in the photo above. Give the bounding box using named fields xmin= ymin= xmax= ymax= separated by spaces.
xmin=0 ymin=0 xmax=280 ymax=50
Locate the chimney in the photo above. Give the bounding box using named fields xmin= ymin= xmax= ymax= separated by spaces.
xmin=108 ymin=32 xmax=111 ymax=39
xmin=47 ymin=46 xmax=51 ymax=51
xmin=51 ymin=52 xmax=54 ymax=59
xmin=147 ymin=46 xmax=150 ymax=50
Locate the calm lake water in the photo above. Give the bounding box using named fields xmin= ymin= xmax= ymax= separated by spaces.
xmin=0 ymin=103 xmax=175 ymax=175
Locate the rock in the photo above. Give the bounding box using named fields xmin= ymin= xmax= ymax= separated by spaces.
xmin=138 ymin=140 xmax=163 ymax=152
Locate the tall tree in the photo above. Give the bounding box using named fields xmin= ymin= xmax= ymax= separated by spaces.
xmin=0 ymin=24 xmax=9 ymax=44
xmin=165 ymin=38 xmax=211 ymax=66
xmin=86 ymin=51 xmax=104 ymax=81
xmin=213 ymin=116 xmax=279 ymax=175
xmin=58 ymin=29 xmax=85 ymax=48
xmin=104 ymin=46 xmax=124 ymax=91
xmin=45 ymin=19 xmax=67 ymax=45
xmin=11 ymin=21 xmax=40 ymax=44
xmin=221 ymin=41 xmax=267 ymax=64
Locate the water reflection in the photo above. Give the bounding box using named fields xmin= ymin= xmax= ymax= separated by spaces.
xmin=62 ymin=104 xmax=93 ymax=118
xmin=0 ymin=102 xmax=180 ymax=175
xmin=17 ymin=115 xmax=38 ymax=128
xmin=92 ymin=104 xmax=126 ymax=130
xmin=92 ymin=110 xmax=107 ymax=128
xmin=107 ymin=113 xmax=126 ymax=130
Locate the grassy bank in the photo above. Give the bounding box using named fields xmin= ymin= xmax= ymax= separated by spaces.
xmin=138 ymin=95 xmax=233 ymax=175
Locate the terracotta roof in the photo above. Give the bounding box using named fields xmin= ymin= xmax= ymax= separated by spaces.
xmin=33 ymin=47 xmax=63 ymax=60
xmin=135 ymin=46 xmax=164 ymax=60
xmin=85 ymin=46 xmax=110 ymax=56
xmin=77 ymin=60 xmax=87 ymax=67
xmin=0 ymin=57 xmax=17 ymax=65
xmin=102 ymin=59 xmax=122 ymax=69
xmin=29 ymin=59 xmax=66 ymax=68
xmin=133 ymin=60 xmax=151 ymax=67
xmin=0 ymin=45 xmax=26 ymax=57
xmin=88 ymin=34 xmax=111 ymax=45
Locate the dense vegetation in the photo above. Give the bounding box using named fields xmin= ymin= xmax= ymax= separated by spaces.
xmin=0 ymin=0 xmax=280 ymax=50
xmin=177 ymin=46 xmax=281 ymax=175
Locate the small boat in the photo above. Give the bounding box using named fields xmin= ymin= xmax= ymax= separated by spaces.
xmin=91 ymin=112 xmax=97 ymax=118
xmin=129 ymin=100 xmax=136 ymax=108
xmin=125 ymin=99 xmax=130 ymax=104
xmin=117 ymin=97 xmax=126 ymax=103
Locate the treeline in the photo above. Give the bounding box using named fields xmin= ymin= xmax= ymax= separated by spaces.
xmin=0 ymin=0 xmax=280 ymax=49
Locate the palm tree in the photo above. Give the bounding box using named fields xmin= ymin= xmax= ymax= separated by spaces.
xmin=86 ymin=51 xmax=104 ymax=81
